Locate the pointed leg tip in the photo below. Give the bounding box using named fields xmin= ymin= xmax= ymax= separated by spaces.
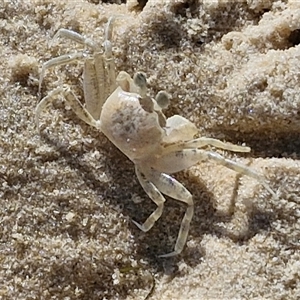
xmin=132 ymin=219 xmax=145 ymax=231
xmin=158 ymin=250 xmax=180 ymax=258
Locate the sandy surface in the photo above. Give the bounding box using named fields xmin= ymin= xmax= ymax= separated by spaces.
xmin=1 ymin=0 xmax=300 ymax=299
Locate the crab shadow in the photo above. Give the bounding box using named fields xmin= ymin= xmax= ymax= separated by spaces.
xmin=38 ymin=128 xmax=276 ymax=272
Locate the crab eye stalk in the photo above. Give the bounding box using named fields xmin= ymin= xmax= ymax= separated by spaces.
xmin=116 ymin=71 xmax=131 ymax=92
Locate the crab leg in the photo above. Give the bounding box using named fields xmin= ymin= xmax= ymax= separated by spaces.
xmin=38 ymin=52 xmax=86 ymax=96
xmin=35 ymin=85 xmax=99 ymax=130
xmin=39 ymin=17 xmax=119 ymax=119
xmin=51 ymin=28 xmax=97 ymax=50
xmin=133 ymin=167 xmax=166 ymax=232
xmin=165 ymin=137 xmax=251 ymax=153
xmin=83 ymin=16 xmax=120 ymax=119
xmin=83 ymin=53 xmax=114 ymax=120
xmin=156 ymin=149 xmax=276 ymax=197
xmin=134 ymin=167 xmax=194 ymax=257
xmin=82 ymin=18 xmax=117 ymax=119
xmin=202 ymin=150 xmax=276 ymax=197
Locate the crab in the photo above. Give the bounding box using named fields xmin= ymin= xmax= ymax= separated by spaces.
xmin=36 ymin=17 xmax=276 ymax=257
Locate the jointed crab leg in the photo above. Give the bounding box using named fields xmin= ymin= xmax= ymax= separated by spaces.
xmin=38 ymin=17 xmax=118 ymax=119
xmin=51 ymin=28 xmax=97 ymax=50
xmin=201 ymin=150 xmax=276 ymax=197
xmin=83 ymin=52 xmax=116 ymax=120
xmin=134 ymin=166 xmax=194 ymax=257
xmin=35 ymin=85 xmax=99 ymax=130
xmin=156 ymin=148 xmax=276 ymax=198
xmin=133 ymin=167 xmax=166 ymax=232
xmin=38 ymin=52 xmax=86 ymax=96
xmin=164 ymin=137 xmax=251 ymax=153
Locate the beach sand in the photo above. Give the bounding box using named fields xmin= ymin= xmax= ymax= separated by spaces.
xmin=1 ymin=0 xmax=300 ymax=298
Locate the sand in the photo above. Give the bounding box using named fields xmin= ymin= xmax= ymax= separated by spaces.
xmin=1 ymin=0 xmax=300 ymax=299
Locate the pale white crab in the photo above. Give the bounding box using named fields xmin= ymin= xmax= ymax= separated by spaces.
xmin=36 ymin=18 xmax=276 ymax=257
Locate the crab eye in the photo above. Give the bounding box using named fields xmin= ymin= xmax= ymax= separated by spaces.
xmin=133 ymin=72 xmax=147 ymax=96
xmin=155 ymin=91 xmax=170 ymax=109
xmin=133 ymin=72 xmax=147 ymax=88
